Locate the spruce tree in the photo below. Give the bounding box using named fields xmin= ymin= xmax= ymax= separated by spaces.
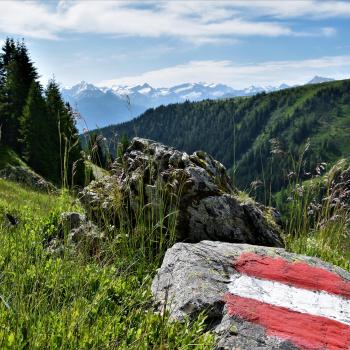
xmin=0 ymin=38 xmax=84 ymax=187
xmin=20 ymin=81 xmax=50 ymax=177
xmin=0 ymin=38 xmax=37 ymax=151
xmin=0 ymin=38 xmax=16 ymax=144
xmin=45 ymin=79 xmax=84 ymax=186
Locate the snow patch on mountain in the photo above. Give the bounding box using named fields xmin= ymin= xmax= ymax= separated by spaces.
xmin=307 ymin=76 xmax=334 ymax=84
xmin=62 ymin=76 xmax=334 ymax=131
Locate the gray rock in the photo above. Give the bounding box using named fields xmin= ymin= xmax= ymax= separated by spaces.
xmin=0 ymin=165 xmax=56 ymax=193
xmin=46 ymin=212 xmax=104 ymax=256
xmin=60 ymin=212 xmax=86 ymax=231
xmin=79 ymin=138 xmax=283 ymax=247
xmin=151 ymin=241 xmax=350 ymax=349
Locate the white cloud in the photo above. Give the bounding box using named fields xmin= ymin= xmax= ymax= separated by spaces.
xmin=0 ymin=2 xmax=59 ymax=39
xmin=99 ymin=56 xmax=350 ymax=89
xmin=0 ymin=0 xmax=343 ymax=42
xmin=230 ymin=1 xmax=350 ymax=19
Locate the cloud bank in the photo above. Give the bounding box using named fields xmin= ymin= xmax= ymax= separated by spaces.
xmin=99 ymin=56 xmax=350 ymax=89
xmin=0 ymin=1 xmax=346 ymax=42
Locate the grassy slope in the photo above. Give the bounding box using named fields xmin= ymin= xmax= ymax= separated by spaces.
xmin=277 ymin=158 xmax=350 ymax=271
xmin=0 ymin=179 xmax=214 ymax=349
xmin=0 ymin=174 xmax=349 ymax=348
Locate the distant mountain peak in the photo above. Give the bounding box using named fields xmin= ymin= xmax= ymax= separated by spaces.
xmin=279 ymin=83 xmax=290 ymax=89
xmin=307 ymin=76 xmax=334 ymax=85
xmin=67 ymin=81 xmax=100 ymax=96
xmin=61 ymin=77 xmax=337 ymax=131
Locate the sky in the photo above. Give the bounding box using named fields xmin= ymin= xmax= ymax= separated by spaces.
xmin=0 ymin=0 xmax=350 ymax=89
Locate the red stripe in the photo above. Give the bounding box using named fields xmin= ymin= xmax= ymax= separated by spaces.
xmin=234 ymin=253 xmax=350 ymax=298
xmin=225 ymin=294 xmax=350 ymax=350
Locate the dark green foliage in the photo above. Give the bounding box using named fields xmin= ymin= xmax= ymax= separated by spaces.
xmin=0 ymin=38 xmax=84 ymax=187
xmin=64 ymin=103 xmax=85 ymax=187
xmin=20 ymin=82 xmax=50 ymax=176
xmin=96 ymin=79 xmax=350 ymax=202
xmin=87 ymin=132 xmax=108 ymax=168
xmin=0 ymin=38 xmax=38 ymax=151
xmin=117 ymin=134 xmax=130 ymax=160
xmin=45 ymin=79 xmax=69 ymax=184
xmin=45 ymin=80 xmax=84 ymax=186
xmin=0 ymin=145 xmax=27 ymax=169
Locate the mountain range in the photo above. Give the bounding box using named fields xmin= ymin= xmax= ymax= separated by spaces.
xmin=62 ymin=76 xmax=333 ymax=131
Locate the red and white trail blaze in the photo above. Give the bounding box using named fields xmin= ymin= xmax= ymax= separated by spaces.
xmin=224 ymin=253 xmax=350 ymax=350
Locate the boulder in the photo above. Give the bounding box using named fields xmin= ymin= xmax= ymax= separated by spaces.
xmin=0 ymin=165 xmax=56 ymax=193
xmin=79 ymin=138 xmax=283 ymax=247
xmin=152 ymin=241 xmax=350 ymax=349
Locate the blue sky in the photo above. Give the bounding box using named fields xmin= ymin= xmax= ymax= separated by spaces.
xmin=1 ymin=0 xmax=350 ymax=89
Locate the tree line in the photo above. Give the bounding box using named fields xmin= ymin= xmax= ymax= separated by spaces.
xmin=0 ymin=38 xmax=84 ymax=186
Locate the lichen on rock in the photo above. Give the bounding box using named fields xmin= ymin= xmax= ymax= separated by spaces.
xmin=79 ymin=137 xmax=283 ymax=247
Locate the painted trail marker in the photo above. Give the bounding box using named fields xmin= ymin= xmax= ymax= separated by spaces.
xmin=225 ymin=253 xmax=350 ymax=350
xmin=152 ymin=242 xmax=350 ymax=349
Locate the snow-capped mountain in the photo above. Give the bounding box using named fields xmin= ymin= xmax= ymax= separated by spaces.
xmin=61 ymin=77 xmax=332 ymax=131
xmin=62 ymin=81 xmax=249 ymax=130
xmin=306 ymin=76 xmax=334 ymax=85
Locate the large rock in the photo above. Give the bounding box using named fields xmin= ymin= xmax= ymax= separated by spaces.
xmin=79 ymin=138 xmax=283 ymax=247
xmin=0 ymin=165 xmax=56 ymax=193
xmin=152 ymin=241 xmax=350 ymax=349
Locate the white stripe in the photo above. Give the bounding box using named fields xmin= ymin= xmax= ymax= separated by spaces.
xmin=228 ymin=274 xmax=350 ymax=326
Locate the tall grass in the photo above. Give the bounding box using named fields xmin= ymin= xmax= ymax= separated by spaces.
xmin=276 ymin=147 xmax=350 ymax=270
xmin=0 ymin=178 xmax=215 ymax=349
xmin=84 ymin=152 xmax=184 ymax=268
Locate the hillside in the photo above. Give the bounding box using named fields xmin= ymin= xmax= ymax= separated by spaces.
xmin=1 ymin=137 xmax=349 ymax=348
xmin=96 ymin=79 xmax=350 ymax=201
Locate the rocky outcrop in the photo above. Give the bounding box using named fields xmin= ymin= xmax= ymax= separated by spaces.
xmin=0 ymin=165 xmax=56 ymax=193
xmin=79 ymin=138 xmax=283 ymax=247
xmin=152 ymin=241 xmax=350 ymax=349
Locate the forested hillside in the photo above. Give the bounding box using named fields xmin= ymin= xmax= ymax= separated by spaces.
xmin=97 ymin=79 xmax=350 ymax=200
xmin=0 ymin=38 xmax=83 ymax=186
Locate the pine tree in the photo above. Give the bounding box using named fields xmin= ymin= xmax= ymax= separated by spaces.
xmin=0 ymin=38 xmax=84 ymax=187
xmin=45 ymin=79 xmax=84 ymax=186
xmin=45 ymin=79 xmax=66 ymax=183
xmin=20 ymin=81 xmax=50 ymax=177
xmin=0 ymin=38 xmax=16 ymax=144
xmin=0 ymin=38 xmax=37 ymax=151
